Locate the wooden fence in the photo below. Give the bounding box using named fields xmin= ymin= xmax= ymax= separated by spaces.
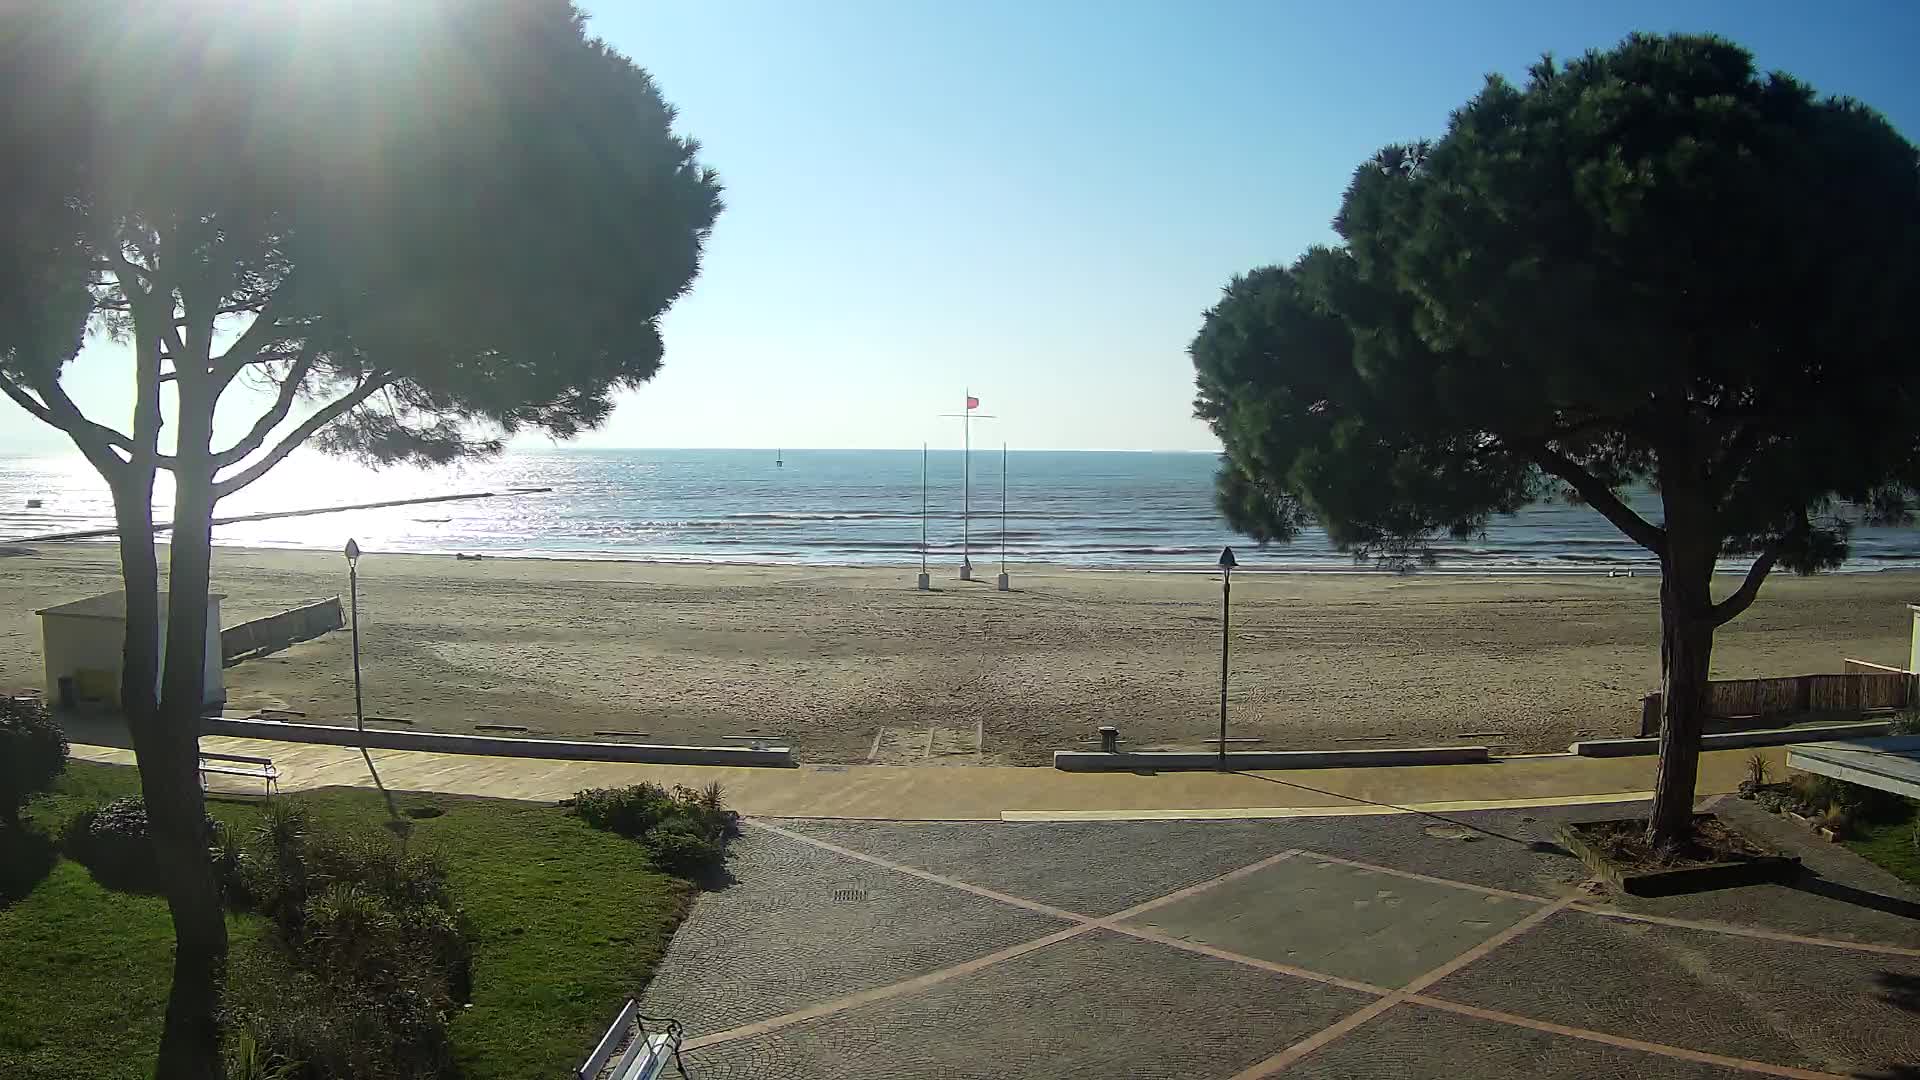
xmin=1637 ymin=668 xmax=1913 ymax=737
xmin=220 ymin=597 xmax=345 ymax=663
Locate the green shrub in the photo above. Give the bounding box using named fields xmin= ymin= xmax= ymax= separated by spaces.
xmin=223 ymin=935 xmax=455 ymax=1080
xmin=223 ymin=1027 xmax=301 ymax=1080
xmin=1791 ymin=772 xmax=1908 ymax=823
xmin=0 ymin=820 xmax=57 ymax=906
xmin=222 ymin=816 xmax=473 ymax=1078
xmin=570 ymin=782 xmax=737 ymax=876
xmin=1891 ymin=706 xmax=1920 ymax=736
xmin=645 ymin=816 xmax=728 ymax=876
xmin=63 ymin=795 xmax=224 ymax=893
xmin=0 ymin=695 xmax=67 ymax=827
xmin=573 ymin=783 xmax=677 ymax=837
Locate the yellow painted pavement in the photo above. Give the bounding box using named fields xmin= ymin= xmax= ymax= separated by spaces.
xmin=69 ymin=736 xmax=1783 ymax=821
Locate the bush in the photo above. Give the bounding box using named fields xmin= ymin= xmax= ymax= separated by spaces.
xmin=1893 ymin=706 xmax=1920 ymax=736
xmin=572 ymin=782 xmax=678 ymax=837
xmin=645 ymin=816 xmax=729 ymax=876
xmin=571 ymin=782 xmax=737 ymax=876
xmin=222 ymin=816 xmax=473 ymax=1079
xmin=1790 ymin=772 xmax=1908 ymax=824
xmin=1 ymin=695 xmax=67 ymax=826
xmin=224 ymin=935 xmax=455 ymax=1080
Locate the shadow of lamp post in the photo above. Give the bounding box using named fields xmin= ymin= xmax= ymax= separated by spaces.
xmin=1218 ymin=545 xmax=1236 ymax=772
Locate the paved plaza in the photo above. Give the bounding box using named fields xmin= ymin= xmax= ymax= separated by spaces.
xmin=643 ymin=799 xmax=1920 ymax=1079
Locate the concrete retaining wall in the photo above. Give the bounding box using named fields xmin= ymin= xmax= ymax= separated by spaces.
xmin=1571 ymin=720 xmax=1893 ymax=758
xmin=221 ymin=597 xmax=345 ymax=662
xmin=1053 ymin=746 xmax=1490 ymax=772
xmin=201 ymin=716 xmax=797 ymax=768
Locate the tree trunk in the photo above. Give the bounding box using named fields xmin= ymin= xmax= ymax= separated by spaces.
xmin=146 ymin=395 xmax=228 ymax=1080
xmin=1646 ymin=544 xmax=1716 ymax=849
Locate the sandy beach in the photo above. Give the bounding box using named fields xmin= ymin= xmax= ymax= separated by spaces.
xmin=1 ymin=544 xmax=1914 ymax=764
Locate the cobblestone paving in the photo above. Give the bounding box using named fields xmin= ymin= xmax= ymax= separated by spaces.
xmin=638 ymin=827 xmax=1070 ymax=1037
xmin=683 ymin=930 xmax=1374 ymax=1080
xmin=1426 ymin=908 xmax=1920 ymax=1075
xmin=645 ymin=808 xmax=1920 ymax=1078
xmin=1122 ymin=854 xmax=1542 ymax=987
xmin=1259 ymin=801 xmax=1622 ymax=896
xmin=787 ymin=818 xmax=1311 ymax=915
xmin=1287 ymin=1003 xmax=1757 ymax=1080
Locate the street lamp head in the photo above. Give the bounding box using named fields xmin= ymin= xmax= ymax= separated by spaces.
xmin=1218 ymin=545 xmax=1237 ymax=573
xmin=344 ymin=539 xmax=361 ymax=564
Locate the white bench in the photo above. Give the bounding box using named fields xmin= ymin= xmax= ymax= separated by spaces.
xmin=577 ymin=999 xmax=685 ymax=1080
xmin=199 ymin=752 xmax=278 ymax=798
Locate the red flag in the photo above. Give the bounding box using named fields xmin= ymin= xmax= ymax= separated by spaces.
xmin=966 ymin=395 xmax=980 ymax=410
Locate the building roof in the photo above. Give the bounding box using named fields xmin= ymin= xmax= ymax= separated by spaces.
xmin=35 ymin=590 xmax=226 ymax=621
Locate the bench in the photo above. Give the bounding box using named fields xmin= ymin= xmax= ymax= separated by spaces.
xmin=199 ymin=752 xmax=278 ymax=798
xmin=577 ymin=999 xmax=685 ymax=1080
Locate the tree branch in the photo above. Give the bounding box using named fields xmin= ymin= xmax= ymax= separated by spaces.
xmin=1711 ymin=547 xmax=1780 ymax=627
xmin=0 ymin=370 xmax=145 ymax=457
xmin=212 ymin=347 xmax=318 ymax=468
xmin=1708 ymin=510 xmax=1807 ymax=627
xmin=1 ymin=370 xmax=128 ymax=480
xmin=213 ymin=373 xmax=393 ymax=498
xmin=103 ymin=250 xmax=153 ymax=296
xmin=210 ymin=301 xmax=306 ymax=392
xmin=1521 ymin=442 xmax=1668 ymax=555
xmin=1709 ymin=423 xmax=1762 ymax=499
xmin=0 ymin=372 xmax=56 ymax=426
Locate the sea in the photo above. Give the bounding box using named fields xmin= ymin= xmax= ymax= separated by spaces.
xmin=2 ymin=447 xmax=1916 ymax=574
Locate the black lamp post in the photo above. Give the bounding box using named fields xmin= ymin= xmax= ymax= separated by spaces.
xmin=345 ymin=539 xmax=364 ymax=738
xmin=1217 ymin=545 xmax=1236 ymax=771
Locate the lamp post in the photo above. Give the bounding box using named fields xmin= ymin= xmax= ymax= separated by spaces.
xmin=1217 ymin=545 xmax=1236 ymax=771
xmin=345 ymin=539 xmax=364 ymax=738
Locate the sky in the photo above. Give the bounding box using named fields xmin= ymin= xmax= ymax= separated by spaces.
xmin=6 ymin=0 xmax=1919 ymax=454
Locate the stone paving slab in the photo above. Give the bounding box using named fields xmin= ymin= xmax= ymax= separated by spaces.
xmin=1287 ymin=1002 xmax=1757 ymax=1080
xmin=782 ymin=818 xmax=1307 ymax=916
xmin=1426 ymin=908 xmax=1920 ymax=1076
xmin=1122 ymin=854 xmax=1542 ymax=988
xmin=638 ymin=827 xmax=1071 ymax=1038
xmin=1260 ymin=801 xmax=1629 ymax=897
xmin=682 ymin=929 xmax=1376 ymax=1080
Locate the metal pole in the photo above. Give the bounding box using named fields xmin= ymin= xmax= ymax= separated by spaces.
xmin=1001 ymin=443 xmax=1007 ymax=571
xmin=349 ymin=561 xmax=364 ymax=737
xmin=962 ymin=389 xmax=970 ymax=576
xmin=921 ymin=443 xmax=928 ymax=573
xmin=1218 ymin=570 xmax=1230 ymax=771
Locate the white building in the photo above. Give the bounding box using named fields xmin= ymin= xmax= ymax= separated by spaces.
xmin=36 ymin=591 xmax=225 ymax=710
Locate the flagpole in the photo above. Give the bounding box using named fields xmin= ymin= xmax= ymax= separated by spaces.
xmin=917 ymin=442 xmax=930 ymax=591
xmin=962 ymin=388 xmax=971 ymax=581
xmin=937 ymin=393 xmax=991 ymax=583
xmin=997 ymin=442 xmax=1011 ymax=591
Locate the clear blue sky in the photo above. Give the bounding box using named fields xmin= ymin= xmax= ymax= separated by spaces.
xmin=7 ymin=0 xmax=1918 ymax=453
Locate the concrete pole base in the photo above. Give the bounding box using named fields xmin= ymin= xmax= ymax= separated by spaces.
xmin=916 ymin=572 xmax=931 ymax=591
xmin=960 ymin=561 xmax=973 ymax=582
xmin=996 ymin=572 xmax=1010 ymax=591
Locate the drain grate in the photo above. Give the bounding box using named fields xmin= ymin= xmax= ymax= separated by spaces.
xmin=831 ymin=888 xmax=870 ymax=902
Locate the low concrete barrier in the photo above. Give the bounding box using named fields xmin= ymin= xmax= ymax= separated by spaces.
xmin=1571 ymin=720 xmax=1893 ymax=758
xmin=221 ymin=597 xmax=345 ymax=662
xmin=1053 ymin=746 xmax=1490 ymax=772
xmin=200 ymin=716 xmax=797 ymax=768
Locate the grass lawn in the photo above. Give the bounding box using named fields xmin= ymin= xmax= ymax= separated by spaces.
xmin=0 ymin=761 xmax=693 ymax=1080
xmin=1844 ymin=800 xmax=1920 ymax=889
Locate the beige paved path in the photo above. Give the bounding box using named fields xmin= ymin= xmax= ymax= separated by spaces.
xmin=70 ymin=736 xmax=1781 ymax=820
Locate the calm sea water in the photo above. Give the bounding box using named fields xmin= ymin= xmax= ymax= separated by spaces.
xmin=1 ymin=448 xmax=1915 ymax=572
